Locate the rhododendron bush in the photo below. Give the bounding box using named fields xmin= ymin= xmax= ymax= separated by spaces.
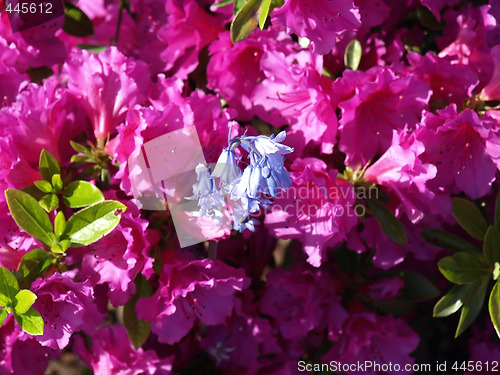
xmin=1 ymin=0 xmax=500 ymax=374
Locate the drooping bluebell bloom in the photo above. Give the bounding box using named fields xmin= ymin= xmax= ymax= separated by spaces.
xmin=211 ymin=147 xmax=242 ymax=186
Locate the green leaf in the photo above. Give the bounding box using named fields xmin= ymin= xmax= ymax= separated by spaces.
xmin=494 ymin=263 xmax=500 ymax=281
xmin=54 ymin=212 xmax=67 ymax=239
xmin=13 ymin=290 xmax=37 ymax=314
xmin=421 ymin=228 xmax=480 ymax=253
xmin=484 ymin=225 xmax=500 ymax=266
xmin=452 ymin=197 xmax=488 ymax=240
xmin=39 ymin=193 xmax=59 ymax=213
xmin=212 ymin=0 xmax=235 ymax=7
xmin=438 ymin=251 xmax=491 ymax=284
xmin=51 ymin=174 xmax=63 ymax=192
xmin=33 ymin=180 xmax=53 ymax=194
xmin=5 ymin=189 xmax=54 ymax=247
xmin=489 ymin=281 xmax=500 ymax=338
xmin=235 ymin=0 xmax=249 ymax=13
xmin=434 ymin=284 xmax=474 ymax=318
xmin=39 ymin=150 xmax=60 ymax=182
xmin=230 ymin=0 xmax=262 ymax=43
xmin=259 ymin=0 xmax=271 ymax=29
xmin=63 ymin=181 xmax=104 ymax=208
xmin=124 ymin=275 xmax=152 ymax=349
xmin=367 ymin=199 xmax=407 ymax=245
xmin=0 ymin=267 xmax=19 ymax=307
xmin=17 ymin=249 xmax=54 ymax=289
xmin=456 ymin=276 xmax=489 ymax=337
xmin=0 ymin=308 xmax=8 ymax=326
xmin=70 ymin=154 xmax=92 ymax=164
xmin=13 ymin=308 xmax=44 ymax=335
xmin=344 ymin=39 xmax=362 ymax=71
xmin=63 ymin=1 xmax=94 ymax=37
xmin=21 ymin=185 xmax=47 ymax=201
xmin=62 ymin=201 xmax=127 ymax=246
xmin=399 ymin=271 xmax=439 ymax=301
xmin=70 ymin=141 xmax=92 ymax=157
xmin=76 ymin=44 xmax=108 ymax=53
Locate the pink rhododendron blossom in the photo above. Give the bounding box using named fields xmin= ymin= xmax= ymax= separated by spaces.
xmin=323 ymin=311 xmax=419 ymax=375
xmin=26 ymin=273 xmax=103 ymax=350
xmin=136 ymin=251 xmax=249 ymax=344
xmin=272 ymin=0 xmax=361 ymax=54
xmin=265 ymin=158 xmax=358 ymax=267
xmin=334 ymin=66 xmax=431 ymax=166
xmin=365 ymin=129 xmax=440 ymax=223
xmin=73 ymin=324 xmax=174 ymax=375
xmin=417 ymin=105 xmax=500 ymax=199
xmin=260 ymin=267 xmax=347 ymax=341
xmin=359 ymin=276 xmax=405 ymax=301
xmin=63 ymin=47 xmax=150 ymax=139
xmin=75 ymin=194 xmax=156 ymax=306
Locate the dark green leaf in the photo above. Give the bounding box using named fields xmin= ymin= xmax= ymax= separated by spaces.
xmin=484 ymin=226 xmax=500 ymax=266
xmin=17 ymin=249 xmax=53 ymax=289
xmin=421 ymin=228 xmax=480 ymax=252
xmin=367 ymin=199 xmax=407 ymax=245
xmin=434 ymin=284 xmax=475 ymax=317
xmin=26 ymin=66 xmax=53 ymax=84
xmin=259 ymin=0 xmax=271 ymax=29
xmin=0 ymin=267 xmax=19 ymax=307
xmin=51 ymin=174 xmax=63 ymax=192
xmin=21 ymin=185 xmax=47 ymax=201
xmin=33 ymin=181 xmax=53 ymax=194
xmin=62 ymin=201 xmax=126 ymax=246
xmin=13 ymin=290 xmax=37 ymax=314
xmin=13 ymin=308 xmax=44 ymax=335
xmin=0 ymin=308 xmax=8 ymax=326
xmin=124 ymin=275 xmax=152 ymax=349
xmin=5 ymin=189 xmax=54 ymax=247
xmin=452 ymin=197 xmax=488 ymax=240
xmin=496 ymin=191 xmax=500 ymax=230
xmin=230 ymin=0 xmax=262 ymax=43
xmin=438 ymin=252 xmax=491 ymax=284
xmin=63 ymin=181 xmax=104 ymax=208
xmin=70 ymin=141 xmax=92 ymax=157
xmin=489 ymin=281 xmax=500 ymax=338
xmin=399 ymin=271 xmax=439 ymax=301
xmin=39 ymin=194 xmax=59 ymax=213
xmin=76 ymin=44 xmax=108 ymax=53
xmin=456 ymin=276 xmax=489 ymax=337
xmin=39 ymin=149 xmax=60 ymax=182
xmin=212 ymin=0 xmax=235 ymax=7
xmin=344 ymin=39 xmax=362 ymax=71
xmin=63 ymin=1 xmax=94 ymax=37
xmin=70 ymin=154 xmax=92 ymax=164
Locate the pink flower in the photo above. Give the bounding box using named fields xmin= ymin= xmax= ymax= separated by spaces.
xmin=26 ymin=273 xmax=104 ymax=350
xmin=272 ymin=0 xmax=361 ymax=54
xmin=63 ymin=47 xmax=150 ymax=139
xmin=0 ymin=37 xmax=28 ymax=104
xmin=323 ymin=312 xmax=419 ymax=375
xmin=74 ymin=194 xmax=156 ymax=306
xmin=136 ymin=251 xmax=249 ymax=344
xmin=73 ymin=324 xmax=174 ymax=375
xmin=265 ymin=157 xmax=358 ymax=267
xmin=417 ymin=105 xmax=500 ymax=199
xmin=364 ymin=129 xmax=441 ymax=223
xmin=260 ymin=267 xmax=347 ymax=341
xmin=335 ymin=66 xmax=431 ymax=166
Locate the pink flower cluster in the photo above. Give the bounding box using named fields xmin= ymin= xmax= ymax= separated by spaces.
xmin=1 ymin=0 xmax=500 ymax=374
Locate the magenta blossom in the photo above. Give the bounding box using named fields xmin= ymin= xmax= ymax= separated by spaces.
xmin=25 ymin=273 xmax=103 ymax=350
xmin=136 ymin=251 xmax=249 ymax=344
xmin=265 ymin=157 xmax=358 ymax=267
xmin=272 ymin=0 xmax=361 ymax=54
xmin=63 ymin=47 xmax=150 ymax=140
xmin=323 ymin=311 xmax=419 ymax=375
xmin=73 ymin=324 xmax=173 ymax=375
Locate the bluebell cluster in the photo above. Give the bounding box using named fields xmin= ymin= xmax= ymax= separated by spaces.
xmin=188 ymin=130 xmax=293 ymax=232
